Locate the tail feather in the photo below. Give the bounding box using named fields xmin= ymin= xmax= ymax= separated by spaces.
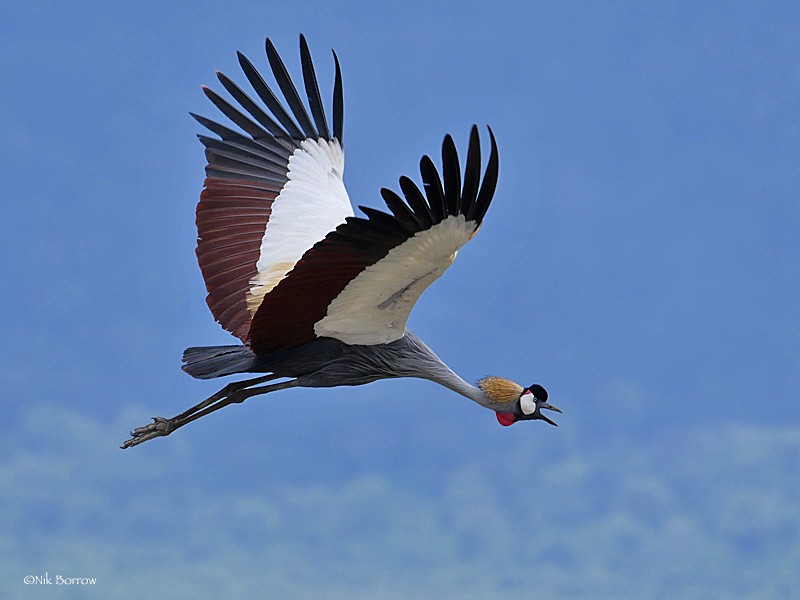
xmin=182 ymin=345 xmax=260 ymax=379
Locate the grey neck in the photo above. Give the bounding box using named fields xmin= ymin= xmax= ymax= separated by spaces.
xmin=400 ymin=332 xmax=493 ymax=409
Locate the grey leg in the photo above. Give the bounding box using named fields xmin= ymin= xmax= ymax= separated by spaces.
xmin=121 ymin=376 xmax=298 ymax=449
xmin=173 ymin=374 xmax=280 ymax=422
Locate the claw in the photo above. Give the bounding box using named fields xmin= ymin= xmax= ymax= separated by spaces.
xmin=121 ymin=416 xmax=174 ymax=449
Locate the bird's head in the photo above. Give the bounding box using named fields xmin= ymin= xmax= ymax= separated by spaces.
xmin=495 ymin=383 xmax=561 ymax=427
xmin=475 ymin=376 xmax=560 ymax=427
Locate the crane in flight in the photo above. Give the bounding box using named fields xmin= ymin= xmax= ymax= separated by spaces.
xmin=122 ymin=35 xmax=560 ymax=448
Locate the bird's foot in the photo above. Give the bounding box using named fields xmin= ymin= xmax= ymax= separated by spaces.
xmin=120 ymin=417 xmax=175 ymax=449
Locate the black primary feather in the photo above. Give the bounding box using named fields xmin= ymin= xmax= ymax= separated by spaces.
xmin=215 ymin=71 xmax=287 ymax=139
xmin=237 ymin=51 xmax=305 ymax=140
xmin=299 ymin=34 xmax=331 ymax=140
xmin=265 ymin=38 xmax=317 ymax=139
xmin=191 ymin=114 xmax=293 ymax=158
xmin=201 ymin=86 xmax=271 ymax=142
xmin=358 ymin=206 xmax=410 ymax=237
xmin=200 ymin=138 xmax=287 ymax=176
xmin=332 ymin=50 xmax=344 ymax=143
xmin=460 ymin=126 xmax=482 ymax=218
xmin=380 ymin=188 xmax=423 ymax=231
xmin=419 ymin=155 xmax=447 ymax=221
xmin=399 ymin=176 xmax=434 ymax=229
xmin=197 ymin=135 xmax=289 ymax=170
xmin=441 ymin=134 xmax=462 ymax=216
xmin=471 ymin=127 xmax=499 ymax=225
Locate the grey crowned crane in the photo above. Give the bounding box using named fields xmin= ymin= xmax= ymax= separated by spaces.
xmin=122 ymin=35 xmax=560 ymax=449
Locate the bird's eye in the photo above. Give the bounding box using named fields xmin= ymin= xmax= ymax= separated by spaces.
xmin=520 ymin=390 xmax=536 ymax=415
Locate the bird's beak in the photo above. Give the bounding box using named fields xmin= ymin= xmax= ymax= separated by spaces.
xmin=538 ymin=402 xmax=562 ymax=427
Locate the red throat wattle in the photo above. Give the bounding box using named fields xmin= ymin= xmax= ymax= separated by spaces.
xmin=496 ymin=412 xmax=516 ymax=426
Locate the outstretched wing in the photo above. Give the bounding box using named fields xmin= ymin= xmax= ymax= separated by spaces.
xmin=193 ymin=35 xmax=352 ymax=341
xmin=247 ymin=126 xmax=499 ymax=353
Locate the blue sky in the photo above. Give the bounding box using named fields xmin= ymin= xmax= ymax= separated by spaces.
xmin=1 ymin=1 xmax=798 ymax=598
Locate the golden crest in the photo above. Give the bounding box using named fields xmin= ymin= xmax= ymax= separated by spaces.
xmin=478 ymin=376 xmax=523 ymax=404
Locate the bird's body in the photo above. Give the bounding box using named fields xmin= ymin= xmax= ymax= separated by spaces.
xmin=182 ymin=331 xmax=488 ymax=404
xmin=122 ymin=35 xmax=559 ymax=448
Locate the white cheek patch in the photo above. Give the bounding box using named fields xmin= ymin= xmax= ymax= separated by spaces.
xmin=520 ymin=391 xmax=537 ymax=415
